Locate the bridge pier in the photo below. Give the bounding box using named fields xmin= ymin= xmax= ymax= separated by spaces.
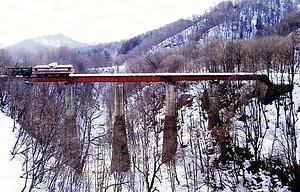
xmin=111 ymin=82 xmax=130 ymax=172
xmin=162 ymin=82 xmax=178 ymax=163
xmin=65 ymin=83 xmax=75 ymax=117
xmin=208 ymin=81 xmax=221 ymax=129
xmin=64 ymin=83 xmax=81 ymax=172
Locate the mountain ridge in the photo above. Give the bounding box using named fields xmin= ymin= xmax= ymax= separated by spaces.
xmin=33 ymin=33 xmax=89 ymax=48
xmin=6 ymin=33 xmax=90 ymax=54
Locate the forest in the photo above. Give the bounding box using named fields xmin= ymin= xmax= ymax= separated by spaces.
xmin=0 ymin=0 xmax=300 ymax=191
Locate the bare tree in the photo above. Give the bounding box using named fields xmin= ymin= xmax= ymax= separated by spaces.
xmin=127 ymin=84 xmax=166 ymax=191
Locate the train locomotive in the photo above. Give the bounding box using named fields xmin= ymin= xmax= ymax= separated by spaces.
xmin=7 ymin=62 xmax=75 ymax=77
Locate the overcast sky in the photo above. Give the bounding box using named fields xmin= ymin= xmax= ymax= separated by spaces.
xmin=0 ymin=0 xmax=221 ymax=47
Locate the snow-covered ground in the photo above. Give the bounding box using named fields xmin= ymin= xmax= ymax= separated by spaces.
xmin=1 ymin=71 xmax=299 ymax=191
xmin=0 ymin=113 xmax=24 ymax=191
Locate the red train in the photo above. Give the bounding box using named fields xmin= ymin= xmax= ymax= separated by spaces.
xmin=8 ymin=62 xmax=75 ymax=77
xmin=32 ymin=62 xmax=75 ymax=77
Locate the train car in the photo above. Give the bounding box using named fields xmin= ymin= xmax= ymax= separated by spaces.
xmin=7 ymin=67 xmax=32 ymax=77
xmin=32 ymin=62 xmax=75 ymax=77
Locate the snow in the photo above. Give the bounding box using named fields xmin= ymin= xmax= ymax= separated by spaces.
xmin=87 ymin=64 xmax=127 ymax=74
xmin=33 ymin=34 xmax=88 ymax=48
xmin=0 ymin=113 xmax=24 ymax=192
xmin=1 ymin=71 xmax=299 ymax=191
xmin=70 ymin=72 xmax=259 ymax=77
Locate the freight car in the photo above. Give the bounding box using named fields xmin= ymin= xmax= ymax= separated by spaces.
xmin=7 ymin=67 xmax=32 ymax=77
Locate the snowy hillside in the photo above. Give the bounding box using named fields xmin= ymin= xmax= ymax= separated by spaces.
xmin=152 ymin=0 xmax=297 ymax=52
xmin=0 ymin=113 xmax=24 ymax=191
xmin=5 ymin=33 xmax=89 ymax=54
xmin=33 ymin=33 xmax=89 ymax=48
xmin=2 ymin=0 xmax=300 ymax=191
xmin=3 ymin=71 xmax=300 ymax=191
xmin=117 ymin=72 xmax=300 ymax=191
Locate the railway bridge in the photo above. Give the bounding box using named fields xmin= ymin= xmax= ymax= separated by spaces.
xmin=3 ymin=72 xmax=289 ymax=172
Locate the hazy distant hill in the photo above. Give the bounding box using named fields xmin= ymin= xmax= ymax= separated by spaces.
xmin=34 ymin=33 xmax=89 ymax=48
xmin=6 ymin=39 xmax=49 ymax=54
xmin=4 ymin=0 xmax=300 ymax=67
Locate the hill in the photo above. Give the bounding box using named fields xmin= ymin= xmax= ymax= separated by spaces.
xmin=6 ymin=33 xmax=89 ymax=54
xmin=1 ymin=0 xmax=300 ymax=191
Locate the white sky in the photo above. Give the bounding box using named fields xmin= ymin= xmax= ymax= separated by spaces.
xmin=0 ymin=0 xmax=221 ymax=46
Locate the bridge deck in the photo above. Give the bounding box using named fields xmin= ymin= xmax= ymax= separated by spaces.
xmin=25 ymin=73 xmax=266 ymax=83
xmin=0 ymin=73 xmax=268 ymax=83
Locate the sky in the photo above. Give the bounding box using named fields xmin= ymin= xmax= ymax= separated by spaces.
xmin=0 ymin=0 xmax=221 ymax=47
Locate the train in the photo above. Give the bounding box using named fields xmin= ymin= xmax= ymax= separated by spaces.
xmin=7 ymin=62 xmax=75 ymax=77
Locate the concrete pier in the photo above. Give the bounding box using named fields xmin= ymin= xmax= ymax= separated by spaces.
xmin=208 ymin=81 xmax=220 ymax=129
xmin=162 ymin=82 xmax=178 ymax=163
xmin=111 ymin=82 xmax=130 ymax=172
